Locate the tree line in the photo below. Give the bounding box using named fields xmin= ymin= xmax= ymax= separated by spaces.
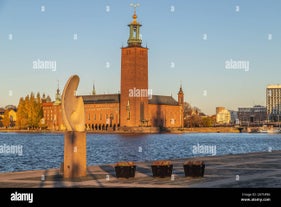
xmin=183 ymin=102 xmax=215 ymax=127
xmin=1 ymin=110 xmax=12 ymax=128
xmin=16 ymin=92 xmax=44 ymax=129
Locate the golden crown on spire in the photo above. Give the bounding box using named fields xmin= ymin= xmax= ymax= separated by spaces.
xmin=130 ymin=3 xmax=140 ymax=23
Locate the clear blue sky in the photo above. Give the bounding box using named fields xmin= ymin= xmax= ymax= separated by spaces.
xmin=0 ymin=0 xmax=280 ymax=115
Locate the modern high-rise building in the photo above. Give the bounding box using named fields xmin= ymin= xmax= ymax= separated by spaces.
xmin=266 ymin=84 xmax=281 ymax=121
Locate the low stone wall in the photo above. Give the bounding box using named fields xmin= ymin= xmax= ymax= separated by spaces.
xmin=182 ymin=127 xmax=240 ymax=133
xmin=0 ymin=127 xmax=241 ymax=134
xmin=118 ymin=127 xmax=161 ymax=134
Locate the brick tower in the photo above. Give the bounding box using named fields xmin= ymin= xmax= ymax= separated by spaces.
xmin=178 ymin=85 xmax=184 ymax=128
xmin=120 ymin=6 xmax=149 ymax=127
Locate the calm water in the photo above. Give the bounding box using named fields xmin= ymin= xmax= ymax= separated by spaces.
xmin=0 ymin=132 xmax=281 ymax=173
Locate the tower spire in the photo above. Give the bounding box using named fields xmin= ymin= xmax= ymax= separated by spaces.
xmin=54 ymin=80 xmax=61 ymax=105
xmin=178 ymin=83 xmax=185 ymax=128
xmin=178 ymin=83 xmax=184 ymax=104
xmin=57 ymin=80 xmax=60 ymax=95
xmin=130 ymin=3 xmax=139 ymax=13
xmin=92 ymin=81 xmax=96 ymax=95
xmin=127 ymin=3 xmax=142 ymax=47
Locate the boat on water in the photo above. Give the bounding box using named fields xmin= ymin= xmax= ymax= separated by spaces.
xmin=267 ymin=129 xmax=281 ymax=134
xmin=258 ymin=128 xmax=281 ymax=134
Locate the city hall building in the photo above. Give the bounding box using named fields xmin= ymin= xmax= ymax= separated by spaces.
xmin=42 ymin=10 xmax=184 ymax=131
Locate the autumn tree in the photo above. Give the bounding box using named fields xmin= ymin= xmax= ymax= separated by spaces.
xmin=16 ymin=97 xmax=28 ymax=129
xmin=201 ymin=117 xmax=215 ymax=127
xmin=186 ymin=114 xmax=202 ymax=127
xmin=34 ymin=92 xmax=43 ymax=128
xmin=183 ymin=102 xmax=193 ymax=118
xmin=16 ymin=92 xmax=44 ymax=129
xmin=183 ymin=102 xmax=202 ymax=127
xmin=28 ymin=93 xmax=36 ymax=127
xmin=2 ymin=110 xmax=11 ymax=128
xmin=183 ymin=102 xmax=215 ymax=127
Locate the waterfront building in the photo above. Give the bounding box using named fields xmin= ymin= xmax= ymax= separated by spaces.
xmin=229 ymin=110 xmax=238 ymax=124
xmin=42 ymin=9 xmax=184 ymax=131
xmin=237 ymin=105 xmax=267 ymax=125
xmin=216 ymin=107 xmax=230 ymax=124
xmin=0 ymin=107 xmax=17 ymax=127
xmin=266 ymin=84 xmax=281 ymax=121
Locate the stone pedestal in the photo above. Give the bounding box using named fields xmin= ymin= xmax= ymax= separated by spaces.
xmin=63 ymin=131 xmax=86 ymax=178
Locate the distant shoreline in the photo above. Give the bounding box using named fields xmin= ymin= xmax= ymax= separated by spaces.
xmin=0 ymin=127 xmax=241 ymax=134
xmin=0 ymin=129 xmax=64 ymax=134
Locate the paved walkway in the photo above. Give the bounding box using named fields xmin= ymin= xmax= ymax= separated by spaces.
xmin=0 ymin=150 xmax=281 ymax=188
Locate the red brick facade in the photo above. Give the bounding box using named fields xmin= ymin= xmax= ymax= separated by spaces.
xmin=43 ymin=95 xmax=183 ymax=131
xmin=148 ymin=104 xmax=182 ymax=128
xmin=120 ymin=46 xmax=149 ymax=127
xmin=84 ymin=102 xmax=119 ymax=131
xmin=42 ymin=11 xmax=184 ymax=131
xmin=42 ymin=102 xmax=64 ymax=130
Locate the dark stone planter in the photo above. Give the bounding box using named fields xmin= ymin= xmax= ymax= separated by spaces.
xmin=115 ymin=166 xmax=136 ymax=178
xmin=183 ymin=162 xmax=205 ymax=177
xmin=151 ymin=165 xmax=173 ymax=178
